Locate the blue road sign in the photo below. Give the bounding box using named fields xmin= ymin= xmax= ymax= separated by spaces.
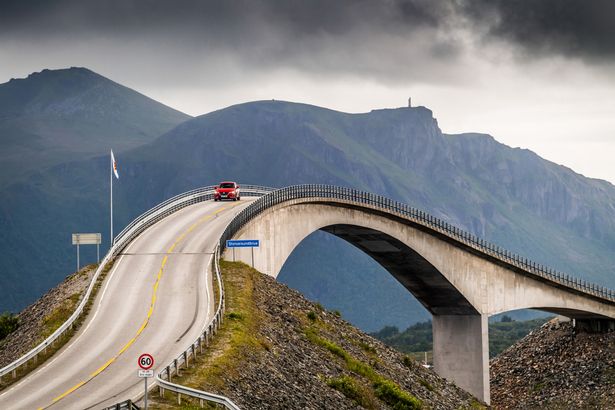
xmin=226 ymin=239 xmax=260 ymax=248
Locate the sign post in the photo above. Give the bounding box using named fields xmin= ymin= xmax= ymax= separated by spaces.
xmin=138 ymin=353 xmax=154 ymax=409
xmin=226 ymin=240 xmax=260 ymax=267
xmin=72 ymin=233 xmax=102 ymax=271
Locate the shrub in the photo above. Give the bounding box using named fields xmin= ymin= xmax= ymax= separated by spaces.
xmin=227 ymin=312 xmax=244 ymax=321
xmin=0 ymin=312 xmax=19 ymax=340
xmin=307 ymin=311 xmax=317 ymax=321
xmin=402 ymin=356 xmax=414 ymax=368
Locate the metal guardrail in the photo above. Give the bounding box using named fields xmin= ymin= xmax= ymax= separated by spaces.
xmin=0 ymin=185 xmax=274 ymax=384
xmin=102 ymin=399 xmax=140 ymax=410
xmin=154 ymin=245 xmax=241 ymax=410
xmin=221 ymin=184 xmax=615 ymax=303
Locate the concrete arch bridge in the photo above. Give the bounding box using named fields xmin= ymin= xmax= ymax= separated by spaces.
xmin=220 ymin=184 xmax=615 ymax=404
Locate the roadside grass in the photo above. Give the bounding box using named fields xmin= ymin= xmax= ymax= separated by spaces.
xmin=0 ymin=260 xmax=113 ymax=391
xmin=40 ymin=293 xmax=81 ymax=339
xmin=305 ymin=324 xmax=422 ymax=409
xmin=152 ymin=261 xmax=265 ymax=409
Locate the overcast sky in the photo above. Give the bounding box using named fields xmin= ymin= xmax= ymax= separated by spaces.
xmin=2 ymin=0 xmax=615 ymax=183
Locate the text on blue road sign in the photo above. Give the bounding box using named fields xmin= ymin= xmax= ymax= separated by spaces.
xmin=226 ymin=239 xmax=260 ymax=248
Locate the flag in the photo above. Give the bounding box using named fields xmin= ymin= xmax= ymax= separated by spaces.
xmin=111 ymin=150 xmax=119 ymax=179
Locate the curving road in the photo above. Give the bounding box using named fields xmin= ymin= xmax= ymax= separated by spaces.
xmin=0 ymin=199 xmax=253 ymax=409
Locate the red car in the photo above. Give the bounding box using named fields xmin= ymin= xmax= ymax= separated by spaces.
xmin=214 ymin=181 xmax=241 ymax=201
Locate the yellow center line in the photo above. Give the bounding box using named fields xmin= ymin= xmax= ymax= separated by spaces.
xmin=39 ymin=203 xmax=241 ymax=409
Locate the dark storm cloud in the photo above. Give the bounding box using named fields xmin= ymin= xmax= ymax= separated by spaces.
xmin=1 ymin=0 xmax=613 ymax=85
xmin=459 ymin=0 xmax=615 ymax=61
xmin=0 ymin=0 xmax=446 ymax=38
xmin=0 ymin=0 xmax=468 ymax=84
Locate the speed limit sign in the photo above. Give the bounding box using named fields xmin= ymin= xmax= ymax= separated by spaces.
xmin=138 ymin=353 xmax=154 ymax=370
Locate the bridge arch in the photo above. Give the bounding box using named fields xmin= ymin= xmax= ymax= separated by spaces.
xmin=220 ymin=185 xmax=615 ymax=404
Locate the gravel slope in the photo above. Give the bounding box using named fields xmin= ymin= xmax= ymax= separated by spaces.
xmin=490 ymin=319 xmax=615 ymax=409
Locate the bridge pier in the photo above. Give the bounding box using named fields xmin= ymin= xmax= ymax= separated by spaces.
xmin=432 ymin=314 xmax=489 ymax=405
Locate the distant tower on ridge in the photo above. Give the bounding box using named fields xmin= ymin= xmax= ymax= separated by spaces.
xmin=408 ymin=97 xmax=412 ymax=107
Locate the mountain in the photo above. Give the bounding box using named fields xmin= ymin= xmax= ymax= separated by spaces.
xmin=0 ymin=67 xmax=190 ymax=311
xmin=2 ymin=89 xmax=615 ymax=332
xmin=0 ymin=67 xmax=190 ymax=187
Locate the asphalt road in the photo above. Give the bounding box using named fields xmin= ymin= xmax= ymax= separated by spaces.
xmin=0 ymin=199 xmax=252 ymax=409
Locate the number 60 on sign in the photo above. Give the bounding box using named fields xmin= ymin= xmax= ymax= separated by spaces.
xmin=138 ymin=353 xmax=154 ymax=370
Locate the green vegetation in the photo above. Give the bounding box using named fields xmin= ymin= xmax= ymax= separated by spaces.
xmin=468 ymin=398 xmax=487 ymax=409
xmin=326 ymin=375 xmax=374 ymax=408
xmin=307 ymin=311 xmax=317 ymax=321
xmin=373 ymin=378 xmax=422 ymax=409
xmin=372 ymin=317 xmax=552 ymax=359
xmin=226 ymin=311 xmax=243 ymax=321
xmin=305 ymin=326 xmax=421 ymax=409
xmin=371 ymin=321 xmax=432 ymax=353
xmin=40 ymin=293 xmax=80 ymax=339
xmin=0 ymin=312 xmax=19 ymax=340
xmin=418 ymin=378 xmax=433 ymax=392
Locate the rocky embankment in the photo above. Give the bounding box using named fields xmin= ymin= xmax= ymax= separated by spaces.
xmin=0 ymin=265 xmax=95 ymax=368
xmin=491 ymin=319 xmax=615 ymax=409
xmin=160 ymin=262 xmax=482 ymax=410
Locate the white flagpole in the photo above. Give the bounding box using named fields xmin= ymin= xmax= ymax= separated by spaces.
xmin=110 ymin=150 xmax=113 ymax=246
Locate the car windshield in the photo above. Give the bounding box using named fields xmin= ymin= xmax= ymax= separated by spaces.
xmin=219 ymin=183 xmax=235 ymax=188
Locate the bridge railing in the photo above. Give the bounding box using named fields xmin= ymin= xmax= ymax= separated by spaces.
xmin=220 ymin=184 xmax=615 ymax=303
xmin=0 ymin=185 xmax=274 ymax=387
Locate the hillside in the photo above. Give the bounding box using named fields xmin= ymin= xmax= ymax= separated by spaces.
xmin=152 ymin=261 xmax=483 ymax=409
xmin=0 ymin=67 xmax=190 ymax=186
xmin=2 ymin=89 xmax=615 ymax=332
xmin=491 ymin=319 xmax=615 ymax=408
